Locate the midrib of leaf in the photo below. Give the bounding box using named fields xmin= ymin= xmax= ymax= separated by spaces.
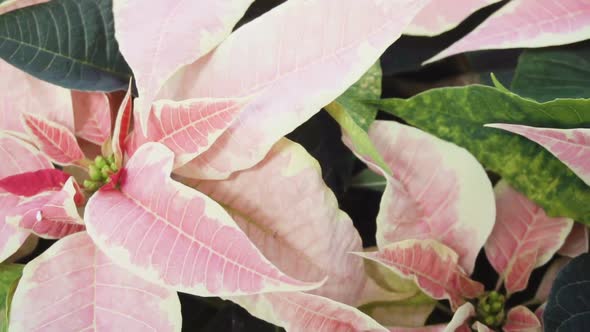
xmin=0 ymin=35 xmax=129 ymax=79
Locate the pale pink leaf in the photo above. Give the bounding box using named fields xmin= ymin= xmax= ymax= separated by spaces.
xmin=405 ymin=0 xmax=502 ymax=36
xmin=71 ymin=91 xmax=112 ymax=145
xmin=0 ymin=0 xmax=50 ymax=15
xmin=388 ymin=305 xmax=475 ymax=332
xmin=558 ymin=224 xmax=589 ymax=257
xmin=503 ymin=306 xmax=542 ymax=332
xmin=8 ymin=177 xmax=85 ymax=239
xmin=165 ymin=0 xmax=431 ymax=180
xmin=426 ymin=0 xmax=590 ymax=64
xmin=9 ymin=232 xmax=182 ymax=331
xmin=535 ymin=303 xmax=546 ymax=324
xmin=355 ymin=240 xmax=484 ymax=310
xmin=473 ymin=322 xmax=493 ymax=332
xmin=484 ymin=181 xmax=573 ymax=294
xmin=0 ymin=133 xmax=52 ymax=262
xmin=111 ymin=86 xmax=132 ymax=166
xmin=113 ymin=0 xmax=254 ymax=126
xmin=0 ymin=132 xmax=52 ymax=178
xmin=349 ymin=120 xmax=495 ymax=274
xmin=0 ymin=60 xmax=73 ymax=135
xmin=85 ymin=142 xmax=320 ymax=296
xmin=22 ymin=113 xmax=85 ymax=165
xmin=534 ymin=257 xmax=570 ymax=303
xmin=184 ymin=138 xmax=364 ymax=304
xmin=231 ymin=292 xmax=388 ymax=332
xmin=132 ymin=98 xmax=246 ymax=168
xmin=486 ymin=124 xmax=590 ymax=186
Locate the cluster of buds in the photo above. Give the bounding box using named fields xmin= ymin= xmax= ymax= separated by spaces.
xmin=476 ymin=291 xmax=506 ymax=328
xmin=84 ymin=155 xmax=118 ymax=191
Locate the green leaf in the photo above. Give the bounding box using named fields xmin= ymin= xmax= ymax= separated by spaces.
xmin=335 ymin=61 xmax=382 ymax=131
xmin=0 ymin=0 xmax=132 ymax=91
xmin=0 ymin=264 xmax=23 ymax=332
xmin=351 ymin=168 xmax=386 ymax=192
xmin=511 ymin=45 xmax=590 ymax=102
xmin=376 ymin=85 xmax=590 ymax=223
xmin=544 ymin=253 xmax=590 ymax=332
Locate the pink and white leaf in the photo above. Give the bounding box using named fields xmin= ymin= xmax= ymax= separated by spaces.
xmin=486 ymin=124 xmax=590 ymax=186
xmin=185 ymin=138 xmax=364 ymax=304
xmin=0 ymin=133 xmax=52 ymax=262
xmin=426 ymin=0 xmax=590 ymax=64
xmin=349 ymin=120 xmax=495 ymax=274
xmin=113 ymin=0 xmax=254 ymax=125
xmin=0 ymin=132 xmax=52 ymax=178
xmin=111 ymin=86 xmax=133 ymax=166
xmin=71 ymin=91 xmax=112 ymax=145
xmin=389 ymin=327 xmax=445 ymax=332
xmin=85 ymin=142 xmax=321 ymax=296
xmin=534 ymin=257 xmax=570 ymax=303
xmin=484 ymin=181 xmax=573 ymax=294
xmin=8 ymin=177 xmax=85 ymax=239
xmin=165 ymin=0 xmax=431 ymax=180
xmin=9 ymin=232 xmax=182 ymax=331
xmin=231 ymin=292 xmax=388 ymax=332
xmin=405 ymin=0 xmax=502 ymax=37
xmin=473 ymin=322 xmax=493 ymax=332
xmin=503 ymin=306 xmax=542 ymax=332
xmin=355 ymin=240 xmax=484 ymax=310
xmin=131 ymin=98 xmax=247 ymax=168
xmin=22 ymin=112 xmax=85 ymax=165
xmin=558 ymin=224 xmax=589 ymax=257
xmin=388 ymin=302 xmax=474 ymax=332
xmin=535 ymin=303 xmax=546 ymax=324
xmin=0 ymin=60 xmax=73 ymax=136
xmin=0 ymin=0 xmax=50 ymax=15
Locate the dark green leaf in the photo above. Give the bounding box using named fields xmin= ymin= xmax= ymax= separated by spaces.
xmin=0 ymin=0 xmax=132 ymax=91
xmin=544 ymin=253 xmax=590 ymax=332
xmin=0 ymin=264 xmax=24 ymax=332
xmin=511 ymin=44 xmax=590 ymax=102
xmin=376 ymin=85 xmax=590 ymax=223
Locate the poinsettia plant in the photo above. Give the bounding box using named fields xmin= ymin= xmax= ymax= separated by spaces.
xmin=1 ymin=0 xmax=589 ymax=331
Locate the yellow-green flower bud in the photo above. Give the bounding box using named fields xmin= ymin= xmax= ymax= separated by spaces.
xmin=101 ymin=165 xmax=112 ymax=178
xmin=89 ymin=165 xmax=102 ymax=181
xmin=84 ymin=180 xmax=99 ymax=191
xmin=95 ymin=155 xmax=107 ymax=168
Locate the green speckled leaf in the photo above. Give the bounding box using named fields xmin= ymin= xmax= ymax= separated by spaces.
xmin=335 ymin=61 xmax=382 ymax=130
xmin=511 ymin=45 xmax=590 ymax=102
xmin=376 ymin=85 xmax=590 ymax=223
xmin=0 ymin=264 xmax=23 ymax=332
xmin=0 ymin=0 xmax=132 ymax=91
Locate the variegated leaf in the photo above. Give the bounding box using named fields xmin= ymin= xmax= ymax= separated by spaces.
xmin=405 ymin=0 xmax=501 ymax=36
xmin=0 ymin=60 xmax=73 ymax=136
xmin=355 ymin=240 xmax=484 ymax=310
xmin=7 ymin=177 xmax=84 ymax=239
xmin=166 ymin=0 xmax=431 ymax=180
xmin=9 ymin=232 xmax=182 ymax=331
xmin=85 ymin=142 xmax=320 ymax=296
xmin=71 ymin=91 xmax=112 ymax=145
xmin=486 ymin=124 xmax=590 ymax=187
xmin=184 ymin=138 xmax=364 ymax=304
xmin=484 ymin=181 xmax=573 ymax=294
xmin=113 ymin=0 xmax=254 ymax=124
xmin=0 ymin=0 xmax=50 ymax=15
xmin=231 ymin=292 xmax=388 ymax=332
xmin=22 ymin=113 xmax=84 ymax=166
xmin=348 ymin=120 xmax=495 ymax=274
xmin=0 ymin=133 xmax=52 ymax=262
xmin=503 ymin=306 xmax=542 ymax=332
xmin=111 ymin=86 xmax=132 ymax=167
xmin=426 ymin=0 xmax=590 ymax=63
xmin=131 ymin=98 xmax=246 ymax=168
xmin=558 ymin=224 xmax=589 ymax=257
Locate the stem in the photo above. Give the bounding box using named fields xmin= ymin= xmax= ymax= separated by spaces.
xmin=495 ymin=277 xmax=503 ymax=292
xmin=435 ymin=302 xmax=453 ymax=317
